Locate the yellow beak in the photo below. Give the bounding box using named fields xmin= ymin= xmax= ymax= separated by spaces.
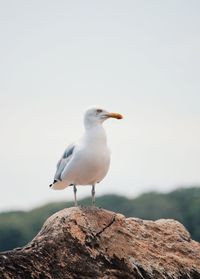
xmin=106 ymin=112 xmax=123 ymax=119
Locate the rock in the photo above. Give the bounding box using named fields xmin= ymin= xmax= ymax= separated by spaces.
xmin=0 ymin=207 xmax=200 ymax=278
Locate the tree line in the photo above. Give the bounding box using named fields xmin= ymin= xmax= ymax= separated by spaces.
xmin=0 ymin=187 xmax=199 ymax=252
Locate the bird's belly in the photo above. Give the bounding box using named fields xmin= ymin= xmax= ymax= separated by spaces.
xmin=62 ymin=148 xmax=110 ymax=185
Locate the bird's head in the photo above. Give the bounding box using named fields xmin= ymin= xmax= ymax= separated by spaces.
xmin=84 ymin=108 xmax=123 ymax=128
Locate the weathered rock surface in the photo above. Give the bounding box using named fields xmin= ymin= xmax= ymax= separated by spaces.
xmin=0 ymin=207 xmax=200 ymax=279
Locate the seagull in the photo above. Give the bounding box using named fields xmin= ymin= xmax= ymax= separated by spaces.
xmin=49 ymin=108 xmax=123 ymax=206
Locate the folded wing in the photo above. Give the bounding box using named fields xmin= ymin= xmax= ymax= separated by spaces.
xmin=49 ymin=143 xmax=75 ymax=189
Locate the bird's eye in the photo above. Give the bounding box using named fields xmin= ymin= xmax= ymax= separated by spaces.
xmin=96 ymin=109 xmax=103 ymax=114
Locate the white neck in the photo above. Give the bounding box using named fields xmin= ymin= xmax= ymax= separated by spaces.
xmin=83 ymin=124 xmax=107 ymax=145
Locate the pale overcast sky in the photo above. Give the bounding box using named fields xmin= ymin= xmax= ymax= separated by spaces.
xmin=0 ymin=1 xmax=200 ymax=211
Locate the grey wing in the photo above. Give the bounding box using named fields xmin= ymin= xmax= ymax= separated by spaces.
xmin=53 ymin=143 xmax=75 ymax=182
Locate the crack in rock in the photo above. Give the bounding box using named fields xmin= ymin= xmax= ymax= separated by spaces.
xmin=85 ymin=214 xmax=116 ymax=249
xmin=96 ymin=214 xmax=116 ymax=237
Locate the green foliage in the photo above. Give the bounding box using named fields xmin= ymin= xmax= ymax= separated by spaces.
xmin=0 ymin=187 xmax=200 ymax=252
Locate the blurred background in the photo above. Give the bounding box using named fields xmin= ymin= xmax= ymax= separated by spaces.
xmin=0 ymin=0 xmax=200 ymax=251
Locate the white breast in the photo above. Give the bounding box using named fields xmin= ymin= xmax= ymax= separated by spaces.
xmin=61 ymin=145 xmax=110 ymax=185
xmin=61 ymin=125 xmax=111 ymax=185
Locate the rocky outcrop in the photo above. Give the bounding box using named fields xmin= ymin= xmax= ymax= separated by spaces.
xmin=0 ymin=207 xmax=200 ymax=279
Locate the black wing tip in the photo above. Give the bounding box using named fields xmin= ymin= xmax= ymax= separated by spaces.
xmin=49 ymin=179 xmax=60 ymax=188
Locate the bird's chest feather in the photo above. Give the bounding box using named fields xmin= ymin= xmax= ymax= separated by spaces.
xmin=77 ymin=145 xmax=110 ymax=169
xmin=69 ymin=144 xmax=110 ymax=184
